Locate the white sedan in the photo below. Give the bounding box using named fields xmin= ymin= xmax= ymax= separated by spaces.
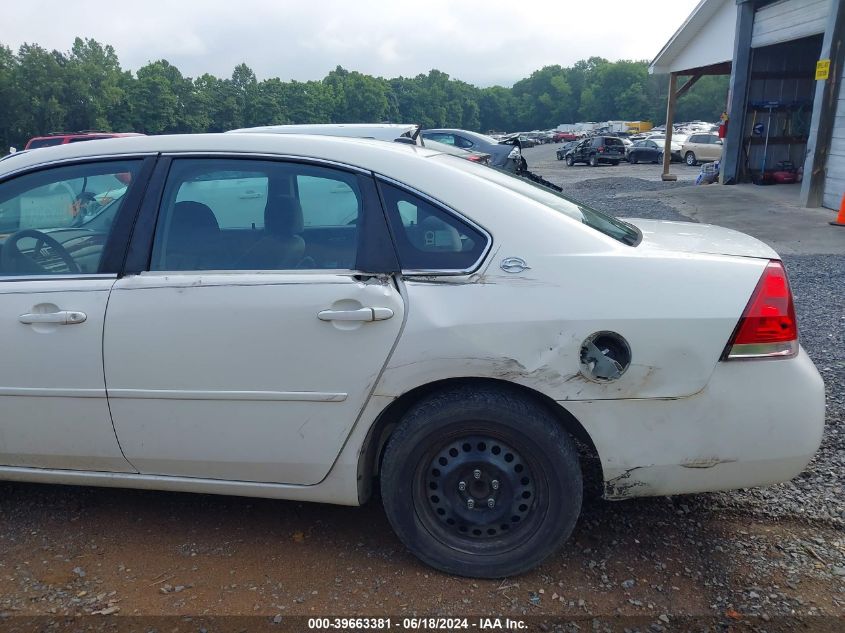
xmin=0 ymin=134 xmax=824 ymax=578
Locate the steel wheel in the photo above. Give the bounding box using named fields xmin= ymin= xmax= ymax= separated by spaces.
xmin=418 ymin=434 xmax=541 ymax=552
xmin=380 ymin=385 xmax=583 ymax=578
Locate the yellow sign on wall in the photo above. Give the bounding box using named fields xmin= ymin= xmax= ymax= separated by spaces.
xmin=816 ymin=59 xmax=830 ymax=80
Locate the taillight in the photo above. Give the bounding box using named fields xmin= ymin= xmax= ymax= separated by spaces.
xmin=723 ymin=260 xmax=798 ymax=360
xmin=598 ymin=145 xmax=605 ymax=153
xmin=466 ymin=155 xmax=483 ymax=162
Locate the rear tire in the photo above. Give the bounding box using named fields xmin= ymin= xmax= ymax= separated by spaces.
xmin=656 ymin=152 xmax=663 ymax=164
xmin=380 ymin=386 xmax=583 ymax=578
xmin=685 ymin=152 xmax=697 ymax=166
xmin=629 ymin=155 xmax=638 ymax=165
xmin=611 ymin=161 xmax=620 ymax=166
xmin=589 ymin=154 xmax=598 ymax=167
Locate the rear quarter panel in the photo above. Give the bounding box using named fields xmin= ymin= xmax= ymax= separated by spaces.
xmin=371 ymin=157 xmax=768 ymax=401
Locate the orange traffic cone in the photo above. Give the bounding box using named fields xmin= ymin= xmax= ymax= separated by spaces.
xmin=832 ymin=193 xmax=845 ymax=227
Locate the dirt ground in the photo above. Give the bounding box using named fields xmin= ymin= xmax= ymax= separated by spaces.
xmin=1 ymin=481 xmax=843 ymax=632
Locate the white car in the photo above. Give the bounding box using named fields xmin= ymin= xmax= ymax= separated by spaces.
xmin=0 ymin=134 xmax=824 ymax=578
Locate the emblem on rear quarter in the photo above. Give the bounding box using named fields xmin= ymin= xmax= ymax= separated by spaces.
xmin=500 ymin=257 xmax=530 ymax=274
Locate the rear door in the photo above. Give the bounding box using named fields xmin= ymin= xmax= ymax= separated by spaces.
xmin=0 ymin=158 xmax=152 ymax=471
xmin=104 ymin=156 xmax=404 ymax=485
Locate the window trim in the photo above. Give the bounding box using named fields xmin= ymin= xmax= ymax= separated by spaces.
xmin=374 ymin=174 xmax=493 ymax=277
xmin=0 ymin=273 xmax=117 ymax=283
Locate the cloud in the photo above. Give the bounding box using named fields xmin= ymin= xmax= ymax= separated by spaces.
xmin=1 ymin=0 xmax=698 ymax=86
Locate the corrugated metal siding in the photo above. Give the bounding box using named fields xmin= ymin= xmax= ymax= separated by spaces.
xmin=822 ymin=85 xmax=845 ymax=209
xmin=751 ymin=0 xmax=829 ymax=48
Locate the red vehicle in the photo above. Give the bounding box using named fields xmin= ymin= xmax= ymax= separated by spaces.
xmin=553 ymin=131 xmax=578 ymax=142
xmin=24 ymin=131 xmax=143 ymax=150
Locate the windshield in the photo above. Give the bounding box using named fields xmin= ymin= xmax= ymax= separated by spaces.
xmin=435 ymin=156 xmax=640 ymax=246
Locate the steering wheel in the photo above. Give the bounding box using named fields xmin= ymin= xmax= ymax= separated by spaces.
xmin=1 ymin=229 xmax=81 ymax=274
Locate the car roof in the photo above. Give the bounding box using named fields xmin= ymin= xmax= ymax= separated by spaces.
xmin=228 ymin=123 xmax=421 ymax=144
xmin=423 ymin=129 xmax=496 ymax=144
xmin=0 ymin=132 xmax=445 ymax=179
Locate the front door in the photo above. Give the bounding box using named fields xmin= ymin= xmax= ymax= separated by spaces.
xmin=105 ymin=157 xmax=404 ymax=485
xmin=0 ymin=159 xmax=148 ymax=471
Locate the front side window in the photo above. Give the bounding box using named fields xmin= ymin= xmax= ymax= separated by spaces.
xmin=0 ymin=160 xmax=141 ymax=275
xmin=379 ymin=181 xmax=488 ymax=272
xmin=150 ymin=159 xmax=362 ymax=271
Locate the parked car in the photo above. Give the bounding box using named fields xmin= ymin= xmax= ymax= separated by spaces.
xmin=682 ymin=133 xmax=724 ymax=166
xmin=553 ymin=131 xmax=579 ymax=142
xmin=423 ymin=139 xmax=491 ymax=165
xmin=421 ymin=129 xmax=524 ymax=172
xmin=626 ymin=139 xmax=665 ymax=164
xmin=564 ymin=136 xmax=626 ymax=166
xmin=0 ymin=134 xmax=823 ymax=579
xmin=230 ymin=123 xmax=424 ymax=146
xmin=645 ymin=134 xmax=685 ymax=161
xmin=23 ymin=131 xmax=143 ymax=150
xmin=556 ymin=140 xmax=580 ymax=160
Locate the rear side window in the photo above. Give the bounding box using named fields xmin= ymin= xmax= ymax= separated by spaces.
xmin=605 ymin=138 xmax=623 ymax=147
xmin=378 ymin=181 xmax=488 ymax=272
xmin=26 ymin=138 xmax=64 ymax=149
xmin=150 ymin=159 xmax=362 ymax=271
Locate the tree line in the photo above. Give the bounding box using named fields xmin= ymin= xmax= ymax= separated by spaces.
xmin=0 ymin=38 xmax=728 ymax=151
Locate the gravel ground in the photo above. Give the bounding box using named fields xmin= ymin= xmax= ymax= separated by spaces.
xmin=0 ymin=147 xmax=843 ymax=629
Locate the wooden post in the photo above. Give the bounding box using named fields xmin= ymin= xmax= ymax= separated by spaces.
xmin=662 ymin=72 xmax=677 ymax=181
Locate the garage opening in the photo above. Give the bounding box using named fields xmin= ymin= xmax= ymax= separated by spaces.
xmin=739 ymin=35 xmax=823 ymax=183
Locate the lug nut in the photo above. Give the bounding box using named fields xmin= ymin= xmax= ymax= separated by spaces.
xmin=458 ymin=481 xmax=466 ymax=492
xmin=467 ymin=499 xmax=475 ymax=509
xmin=491 ymin=479 xmax=499 ymax=490
xmin=487 ymin=498 xmax=495 ymax=508
xmin=473 ymin=469 xmax=482 ymax=480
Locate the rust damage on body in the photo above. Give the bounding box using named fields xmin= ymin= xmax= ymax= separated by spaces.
xmin=603 ymin=466 xmax=652 ymax=500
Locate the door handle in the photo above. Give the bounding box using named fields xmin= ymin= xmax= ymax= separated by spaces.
xmin=19 ymin=310 xmax=87 ymax=325
xmin=317 ymin=307 xmax=394 ymax=322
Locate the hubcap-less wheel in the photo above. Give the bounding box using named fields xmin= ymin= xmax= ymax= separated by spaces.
xmin=380 ymin=386 xmax=583 ymax=578
xmin=421 ymin=435 xmax=538 ymax=546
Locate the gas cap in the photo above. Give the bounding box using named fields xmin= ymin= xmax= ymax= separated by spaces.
xmin=579 ymin=331 xmax=631 ymax=382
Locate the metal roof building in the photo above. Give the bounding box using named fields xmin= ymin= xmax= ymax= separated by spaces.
xmin=649 ymin=0 xmax=844 ymax=211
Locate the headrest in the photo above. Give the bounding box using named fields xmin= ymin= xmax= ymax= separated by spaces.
xmin=170 ymin=201 xmax=219 ymax=237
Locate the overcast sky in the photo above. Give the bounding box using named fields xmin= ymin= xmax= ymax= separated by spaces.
xmin=1 ymin=0 xmax=698 ymax=87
